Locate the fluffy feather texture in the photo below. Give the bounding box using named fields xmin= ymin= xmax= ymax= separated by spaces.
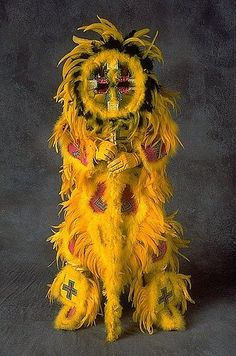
xmin=47 ymin=17 xmax=193 ymax=342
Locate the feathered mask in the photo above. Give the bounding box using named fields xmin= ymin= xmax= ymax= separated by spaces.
xmin=55 ymin=16 xmax=177 ymax=143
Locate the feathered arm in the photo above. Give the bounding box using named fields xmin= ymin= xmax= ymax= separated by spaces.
xmin=133 ymin=88 xmax=182 ymax=174
xmin=49 ymin=115 xmax=97 ymax=198
xmin=134 ymin=120 xmax=180 ymax=174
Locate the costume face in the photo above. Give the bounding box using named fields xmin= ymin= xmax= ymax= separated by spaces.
xmin=88 ymin=60 xmax=133 ymax=111
xmin=80 ymin=50 xmax=146 ymax=119
xmin=56 ymin=19 xmax=163 ymax=138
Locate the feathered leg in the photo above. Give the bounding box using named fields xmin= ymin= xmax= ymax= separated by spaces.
xmin=129 ymin=210 xmax=194 ymax=334
xmin=47 ymin=264 xmax=101 ymax=330
xmin=103 ymin=273 xmax=123 ymax=342
xmin=132 ymin=269 xmax=193 ymax=333
xmin=99 ymin=176 xmax=126 ymax=342
xmin=101 ymin=217 xmax=125 ymax=342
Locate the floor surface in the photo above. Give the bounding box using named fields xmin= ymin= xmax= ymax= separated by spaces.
xmin=1 ymin=248 xmax=235 ymax=356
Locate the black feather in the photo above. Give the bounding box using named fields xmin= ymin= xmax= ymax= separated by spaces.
xmin=84 ymin=111 xmax=92 ymax=120
xmin=91 ymin=41 xmax=100 ymax=53
xmin=79 ymin=53 xmax=91 ymax=60
xmin=140 ymin=57 xmax=153 ymax=72
xmin=124 ymin=44 xmax=141 ymax=57
xmin=140 ymin=77 xmax=160 ymax=112
xmin=124 ymin=30 xmax=136 ymax=41
xmin=146 ymin=77 xmax=159 ymax=91
xmin=103 ymin=37 xmax=123 ymax=51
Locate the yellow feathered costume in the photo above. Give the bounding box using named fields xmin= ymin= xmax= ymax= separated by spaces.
xmin=47 ymin=17 xmax=194 ymax=341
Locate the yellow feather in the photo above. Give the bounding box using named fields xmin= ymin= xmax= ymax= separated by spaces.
xmin=133 ymin=28 xmax=150 ymax=38
xmin=123 ymin=37 xmax=146 ymax=47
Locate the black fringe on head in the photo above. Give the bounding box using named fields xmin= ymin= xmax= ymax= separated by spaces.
xmin=140 ymin=57 xmax=153 ymax=72
xmin=146 ymin=77 xmax=160 ymax=91
xmin=140 ymin=99 xmax=153 ymax=112
xmin=124 ymin=44 xmax=141 ymax=57
xmin=140 ymin=77 xmax=161 ymax=112
xmin=103 ymin=37 xmax=123 ymax=51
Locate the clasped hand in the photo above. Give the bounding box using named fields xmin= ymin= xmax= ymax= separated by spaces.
xmin=95 ymin=141 xmax=141 ymax=174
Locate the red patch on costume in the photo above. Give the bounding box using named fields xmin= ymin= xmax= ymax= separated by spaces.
xmin=68 ymin=142 xmax=88 ymax=165
xmin=68 ymin=236 xmax=77 ymax=254
xmin=66 ymin=306 xmax=76 ymax=319
xmin=90 ymin=182 xmax=107 ymax=213
xmin=152 ymin=241 xmax=167 ymax=262
xmin=121 ymin=185 xmax=137 ymax=214
xmin=143 ymin=141 xmax=167 ymax=162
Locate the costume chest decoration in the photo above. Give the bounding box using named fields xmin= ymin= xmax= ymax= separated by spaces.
xmin=47 ymin=17 xmax=194 ymax=341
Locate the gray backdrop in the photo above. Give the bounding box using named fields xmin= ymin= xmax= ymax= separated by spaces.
xmin=0 ymin=0 xmax=235 ymax=355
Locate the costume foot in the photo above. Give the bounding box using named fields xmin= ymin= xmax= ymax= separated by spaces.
xmin=157 ymin=307 xmax=185 ymax=331
xmin=48 ymin=265 xmax=101 ymax=330
xmin=106 ymin=322 xmax=122 ymax=342
xmin=105 ymin=302 xmax=122 ymax=342
xmin=54 ymin=305 xmax=84 ymax=330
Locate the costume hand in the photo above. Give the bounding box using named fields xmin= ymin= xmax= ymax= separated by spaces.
xmin=107 ymin=152 xmax=141 ymax=174
xmin=95 ymin=141 xmax=118 ymax=162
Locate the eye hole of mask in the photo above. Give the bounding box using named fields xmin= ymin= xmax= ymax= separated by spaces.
xmin=96 ymin=78 xmax=109 ymax=94
xmin=90 ymin=63 xmax=135 ymax=95
xmin=117 ymin=81 xmax=130 ymax=93
xmin=117 ymin=66 xmax=133 ymax=94
xmin=92 ymin=66 xmax=109 ymax=94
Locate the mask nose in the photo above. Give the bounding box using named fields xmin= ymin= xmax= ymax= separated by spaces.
xmin=107 ymin=87 xmax=119 ymax=111
xmin=106 ymin=60 xmax=119 ymax=112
